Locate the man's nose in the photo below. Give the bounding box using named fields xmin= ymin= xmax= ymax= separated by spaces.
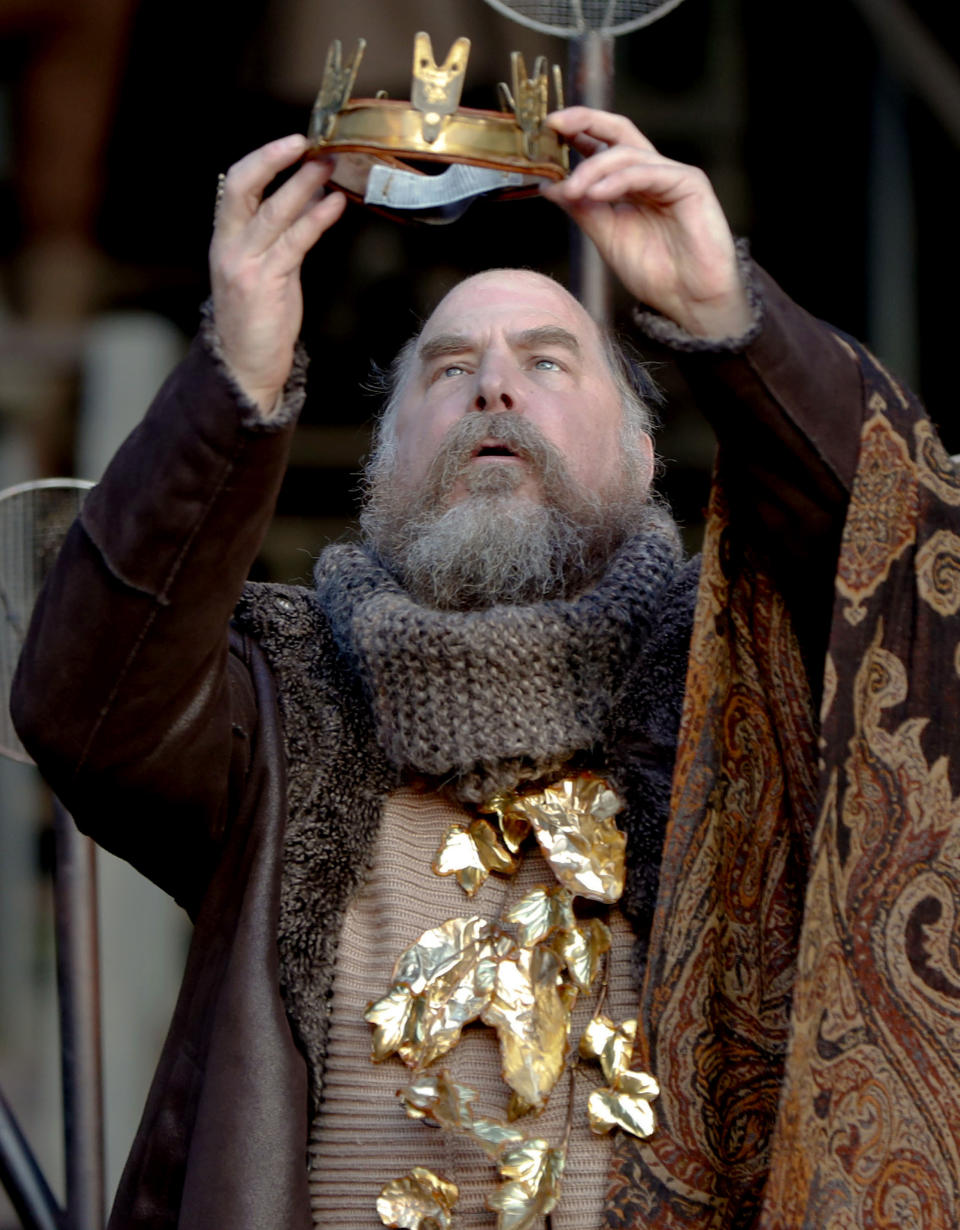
xmin=473 ymin=358 xmax=516 ymax=411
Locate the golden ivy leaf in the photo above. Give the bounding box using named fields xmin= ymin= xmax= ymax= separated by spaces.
xmin=481 ymin=945 xmax=569 ymax=1110
xmin=366 ymin=917 xmax=514 ymax=1068
xmin=488 ymin=1139 xmax=565 ymax=1230
xmin=366 ymin=985 xmax=416 ymax=1064
xmin=388 ymin=915 xmax=499 ymax=998
xmin=616 ymin=1068 xmax=660 ymax=1101
xmin=432 ymin=819 xmax=518 ymax=896
xmin=506 ymin=773 xmax=626 ymax=902
xmin=587 ymin=1068 xmax=660 ymax=1139
xmin=504 ymin=884 xmax=575 ymax=948
xmin=470 ymin=1116 xmax=528 ymax=1159
xmin=377 ymin=1167 xmax=459 ymax=1229
xmin=479 ymin=792 xmax=531 ymax=854
xmin=400 ymin=1071 xmax=477 ymax=1128
xmin=578 ymin=1014 xmax=637 ymax=1082
xmin=399 ymin=1071 xmax=526 ymax=1159
xmin=555 ymin=916 xmax=611 ymax=993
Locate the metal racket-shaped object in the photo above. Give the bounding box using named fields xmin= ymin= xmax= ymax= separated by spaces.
xmin=482 ymin=0 xmax=689 ymax=320
xmin=0 ymin=478 xmax=105 ymax=1230
xmin=0 ymin=479 xmax=92 ymax=762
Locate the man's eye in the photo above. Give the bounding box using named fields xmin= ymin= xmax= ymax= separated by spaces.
xmin=441 ymin=364 xmax=466 ymax=379
xmin=533 ymin=357 xmax=561 ymax=371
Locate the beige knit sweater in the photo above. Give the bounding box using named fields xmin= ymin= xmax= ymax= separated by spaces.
xmin=308 ymin=786 xmax=640 ymax=1228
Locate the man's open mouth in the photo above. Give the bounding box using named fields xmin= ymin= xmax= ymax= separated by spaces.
xmin=472 ymin=442 xmax=522 ymax=459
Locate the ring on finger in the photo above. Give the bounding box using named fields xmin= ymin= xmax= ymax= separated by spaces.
xmin=213 ymin=172 xmax=226 ymax=225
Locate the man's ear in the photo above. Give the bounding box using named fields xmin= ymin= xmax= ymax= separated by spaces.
xmin=638 ymin=432 xmax=655 ymax=491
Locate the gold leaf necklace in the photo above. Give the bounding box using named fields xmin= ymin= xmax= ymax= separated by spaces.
xmin=366 ymin=772 xmax=659 ymax=1229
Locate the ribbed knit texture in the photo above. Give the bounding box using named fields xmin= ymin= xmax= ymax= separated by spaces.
xmin=315 ymin=531 xmax=683 ymax=802
xmin=308 ymin=786 xmax=641 ymax=1229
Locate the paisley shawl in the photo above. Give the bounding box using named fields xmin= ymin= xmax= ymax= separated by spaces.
xmin=607 ymin=334 xmax=960 ymax=1228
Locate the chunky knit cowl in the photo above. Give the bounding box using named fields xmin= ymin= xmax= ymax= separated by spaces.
xmin=314 ymin=531 xmax=684 ymax=803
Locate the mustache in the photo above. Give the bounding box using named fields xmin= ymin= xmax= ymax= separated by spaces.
xmin=422 ymin=411 xmax=569 ymax=498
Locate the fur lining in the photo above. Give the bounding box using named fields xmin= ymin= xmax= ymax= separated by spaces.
xmin=632 ymin=240 xmax=764 ymax=353
xmin=233 ymin=584 xmax=396 ymax=1115
xmin=605 ymin=556 xmax=701 ymax=981
xmin=199 ymin=298 xmax=308 ymax=432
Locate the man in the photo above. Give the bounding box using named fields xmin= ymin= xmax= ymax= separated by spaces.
xmin=12 ymin=107 xmax=960 ymax=1229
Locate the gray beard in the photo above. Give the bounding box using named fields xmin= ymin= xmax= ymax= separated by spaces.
xmin=359 ymin=411 xmax=660 ymax=611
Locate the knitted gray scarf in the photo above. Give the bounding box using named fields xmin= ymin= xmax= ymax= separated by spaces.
xmin=314 ymin=530 xmax=684 ymax=802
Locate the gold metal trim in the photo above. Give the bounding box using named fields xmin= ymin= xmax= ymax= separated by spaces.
xmin=306 ymin=33 xmax=569 ymax=193
xmin=308 ymin=98 xmax=567 ymax=182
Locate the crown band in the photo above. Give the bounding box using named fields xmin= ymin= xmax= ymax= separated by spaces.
xmin=309 ymin=98 xmax=568 ymax=182
xmin=305 ymin=34 xmax=569 ymax=221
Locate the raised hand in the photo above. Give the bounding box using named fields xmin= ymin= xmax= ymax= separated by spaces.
xmin=543 ymin=108 xmax=751 ymax=339
xmin=209 ymin=135 xmax=346 ymax=414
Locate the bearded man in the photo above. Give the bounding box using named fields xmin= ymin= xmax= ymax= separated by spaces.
xmin=13 ymin=107 xmax=960 ymax=1230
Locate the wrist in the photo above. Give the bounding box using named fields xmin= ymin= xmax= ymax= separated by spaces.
xmin=199 ymin=299 xmax=308 ymax=432
xmin=669 ymin=289 xmax=753 ymax=340
xmin=632 ymin=242 xmax=764 ymax=354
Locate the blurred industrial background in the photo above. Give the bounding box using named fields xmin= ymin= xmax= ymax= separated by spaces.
xmin=1 ymin=0 xmax=958 ymax=1223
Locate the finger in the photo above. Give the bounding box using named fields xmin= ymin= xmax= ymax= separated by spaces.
xmin=566 ymin=132 xmax=607 ymax=159
xmin=561 ymin=147 xmax=686 ymax=202
xmin=243 ymin=159 xmax=335 ymax=254
xmin=547 ymin=106 xmax=656 ymax=153
xmin=575 ymin=162 xmax=701 ymax=206
xmin=273 ymin=191 xmax=348 ymax=271
xmin=564 ymin=145 xmax=655 ymax=194
xmin=215 ymin=134 xmax=311 ymax=237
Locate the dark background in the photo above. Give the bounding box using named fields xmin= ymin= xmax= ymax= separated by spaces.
xmin=2 ymin=0 xmax=958 ymax=567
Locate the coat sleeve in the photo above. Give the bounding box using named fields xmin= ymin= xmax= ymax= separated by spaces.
xmin=11 ymin=328 xmax=304 ymax=910
xmin=640 ymin=260 xmax=869 ymax=678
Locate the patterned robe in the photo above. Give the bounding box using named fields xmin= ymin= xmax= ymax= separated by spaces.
xmin=610 ymin=335 xmax=960 ymax=1227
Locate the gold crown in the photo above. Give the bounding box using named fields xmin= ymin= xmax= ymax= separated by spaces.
xmin=305 ymin=34 xmax=569 ymax=219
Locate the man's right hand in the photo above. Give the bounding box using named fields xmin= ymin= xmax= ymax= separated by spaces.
xmin=209 ymin=135 xmax=346 ymax=415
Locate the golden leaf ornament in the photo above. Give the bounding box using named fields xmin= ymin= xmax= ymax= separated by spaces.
xmin=479 ymin=792 xmax=531 ymax=854
xmin=401 ymin=1070 xmax=478 ymax=1127
xmin=555 ymin=916 xmax=611 ymax=993
xmin=587 ymin=1068 xmax=659 ymax=1139
xmin=367 ymin=772 xmax=653 ymax=1227
xmin=504 ymin=884 xmax=575 ymax=947
xmin=487 ymin=1139 xmax=565 ymax=1230
xmin=481 ymin=945 xmax=569 ymax=1109
xmin=377 ymin=1167 xmax=459 ymax=1229
xmin=365 ymin=916 xmax=514 ymax=1068
xmin=433 ymin=819 xmax=518 ymax=896
xmin=399 ymin=1071 xmax=526 ymax=1159
xmin=503 ymin=773 xmax=626 ymax=902
xmin=579 ymin=1014 xmax=637 ymax=1083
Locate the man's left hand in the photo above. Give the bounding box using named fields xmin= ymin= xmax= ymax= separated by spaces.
xmin=543 ymin=107 xmax=751 ymax=339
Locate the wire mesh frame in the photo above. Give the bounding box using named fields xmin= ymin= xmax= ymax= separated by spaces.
xmin=0 ymin=477 xmax=105 ymax=1230
xmin=481 ymin=0 xmax=688 ymax=38
xmin=0 ymin=479 xmax=93 ymax=763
